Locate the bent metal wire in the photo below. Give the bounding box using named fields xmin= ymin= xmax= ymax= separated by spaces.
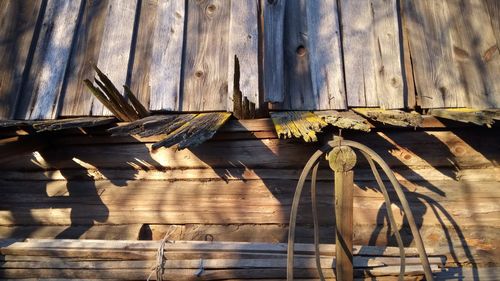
xmin=286 ymin=137 xmax=434 ymax=281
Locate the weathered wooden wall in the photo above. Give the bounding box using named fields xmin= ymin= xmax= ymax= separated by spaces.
xmin=0 ymin=120 xmax=498 ymax=270
xmin=0 ymin=0 xmax=498 ymax=120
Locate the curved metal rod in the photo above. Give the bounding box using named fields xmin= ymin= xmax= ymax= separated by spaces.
xmin=360 ymin=151 xmax=405 ymax=281
xmin=310 ymin=163 xmax=326 ymax=280
xmin=287 ymin=140 xmax=434 ymax=281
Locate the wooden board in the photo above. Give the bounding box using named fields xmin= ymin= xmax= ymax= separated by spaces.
xmin=341 ymin=0 xmax=404 ymax=109
xmin=93 ymin=0 xmax=138 ymax=116
xmin=227 ymin=0 xmax=259 ymax=112
xmin=404 ymin=0 xmax=466 ymax=108
xmin=59 ymin=0 xmax=109 ymax=116
xmin=282 ymin=0 xmax=314 ymax=110
xmin=181 ymin=0 xmax=230 ymax=111
xmin=445 ymin=0 xmax=500 ymax=109
xmin=262 ymin=0 xmax=285 ymax=104
xmin=16 ymin=0 xmax=83 ymax=120
xmin=0 ymin=0 xmax=42 ymax=119
xmin=305 ymin=0 xmax=346 ymax=110
xmin=148 ymin=0 xmax=186 ymax=111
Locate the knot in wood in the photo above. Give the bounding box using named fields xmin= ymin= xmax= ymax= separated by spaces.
xmin=328 ymin=146 xmax=356 ymax=172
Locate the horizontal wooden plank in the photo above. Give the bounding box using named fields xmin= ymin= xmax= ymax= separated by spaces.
xmin=2 ymin=130 xmax=496 ymax=171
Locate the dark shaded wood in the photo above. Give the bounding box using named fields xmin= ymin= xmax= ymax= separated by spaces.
xmin=32 ymin=117 xmax=116 ymax=132
xmin=0 ymin=0 xmax=42 ymax=119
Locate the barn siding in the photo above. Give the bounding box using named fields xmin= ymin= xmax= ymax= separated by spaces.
xmin=1 ymin=0 xmax=498 ymax=120
xmin=0 ymin=121 xmax=498 ymax=269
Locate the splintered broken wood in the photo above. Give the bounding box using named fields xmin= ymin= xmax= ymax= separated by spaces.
xmin=270 ymin=111 xmax=371 ymax=142
xmin=429 ymin=108 xmax=499 ymax=127
xmin=270 ymin=111 xmax=327 ymax=142
xmin=352 ymin=108 xmax=422 ymax=127
xmin=108 ymin=113 xmax=232 ymax=150
xmin=32 ymin=117 xmax=116 ymax=133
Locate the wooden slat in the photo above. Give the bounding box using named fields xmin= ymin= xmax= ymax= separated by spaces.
xmin=283 ymin=0 xmax=315 ymax=110
xmin=93 ymin=0 xmax=138 ymax=116
xmin=341 ymin=0 xmax=403 ymax=109
xmin=59 ymin=0 xmax=109 ymax=116
xmin=0 ymin=0 xmax=42 ymax=119
xmin=445 ymin=0 xmax=500 ymax=109
xmin=16 ymin=0 xmax=83 ymax=120
xmin=305 ymin=0 xmax=346 ymax=110
xmin=148 ymin=0 xmax=186 ymax=111
xmin=262 ymin=0 xmax=286 ymax=104
xmin=181 ymin=0 xmax=230 ymax=111
xmin=404 ymin=0 xmax=465 ymax=108
xmin=227 ymin=0 xmax=259 ymax=112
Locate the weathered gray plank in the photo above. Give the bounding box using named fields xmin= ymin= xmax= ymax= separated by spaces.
xmin=262 ymin=0 xmax=285 ymax=104
xmin=305 ymin=0 xmax=346 ymax=110
xmin=17 ymin=0 xmax=83 ymax=120
xmin=0 ymin=0 xmax=42 ymax=119
xmin=93 ymin=0 xmax=138 ymax=116
xmin=181 ymin=0 xmax=230 ymax=111
xmin=371 ymin=0 xmax=404 ymax=109
xmin=227 ymin=0 xmax=259 ymax=112
xmin=283 ymin=0 xmax=314 ymax=110
xmin=341 ymin=0 xmax=404 ymax=109
xmin=341 ymin=0 xmax=377 ymax=107
xmin=404 ymin=0 xmax=466 ymax=108
xmin=129 ymin=0 xmax=157 ymax=110
xmin=446 ymin=0 xmax=500 ymax=109
xmin=149 ymin=0 xmax=186 ymax=111
xmin=60 ymin=0 xmax=109 ymax=116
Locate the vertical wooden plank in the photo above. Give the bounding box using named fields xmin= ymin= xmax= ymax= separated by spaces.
xmin=17 ymin=0 xmax=83 ymax=120
xmin=306 ymin=0 xmax=346 ymax=110
xmin=485 ymin=0 xmax=500 ymax=46
xmin=283 ymin=0 xmax=313 ymax=110
xmin=181 ymin=0 xmax=230 ymax=111
xmin=341 ymin=0 xmax=377 ymax=107
xmin=341 ymin=0 xmax=404 ymax=109
xmin=446 ymin=0 xmax=500 ymax=109
xmin=129 ymin=0 xmax=158 ymax=111
xmin=404 ymin=0 xmax=465 ymax=108
xmin=0 ymin=0 xmax=42 ymax=119
xmin=335 ymin=170 xmax=354 ymax=281
xmin=147 ymin=0 xmax=185 ymax=111
xmin=371 ymin=0 xmax=404 ymax=109
xmin=262 ymin=0 xmax=285 ymax=104
xmin=227 ymin=0 xmax=259 ymax=112
xmin=93 ymin=0 xmax=138 ymax=115
xmin=400 ymin=0 xmax=417 ymax=109
xmin=60 ymin=0 xmax=109 ymax=116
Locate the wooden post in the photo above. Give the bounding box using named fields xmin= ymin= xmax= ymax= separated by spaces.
xmin=328 ymin=145 xmax=356 ymax=281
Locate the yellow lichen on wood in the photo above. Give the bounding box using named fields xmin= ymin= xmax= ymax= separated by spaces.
xmin=314 ymin=110 xmax=371 ymax=132
xmin=429 ymin=108 xmax=498 ymax=127
xmin=270 ymin=111 xmax=327 ymax=142
xmin=353 ymin=108 xmax=422 ymax=127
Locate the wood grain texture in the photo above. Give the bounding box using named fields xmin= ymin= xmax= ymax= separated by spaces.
xmin=262 ymin=0 xmax=285 ymax=104
xmin=227 ymin=0 xmax=259 ymax=112
xmin=341 ymin=0 xmax=404 ymax=109
xmin=93 ymin=0 xmax=138 ymax=115
xmin=128 ymin=0 xmax=157 ymax=110
xmin=181 ymin=0 xmax=230 ymax=111
xmin=446 ymin=0 xmax=500 ymax=109
xmin=60 ymin=0 xmax=109 ymax=117
xmin=371 ymin=0 xmax=404 ymax=109
xmin=148 ymin=0 xmax=185 ymax=111
xmin=306 ymin=0 xmax=346 ymax=110
xmin=16 ymin=0 xmax=83 ymax=120
xmin=0 ymin=0 xmax=42 ymax=119
xmin=404 ymin=0 xmax=465 ymax=108
xmin=341 ymin=0 xmax=377 ymax=107
xmin=283 ymin=0 xmax=314 ymax=110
